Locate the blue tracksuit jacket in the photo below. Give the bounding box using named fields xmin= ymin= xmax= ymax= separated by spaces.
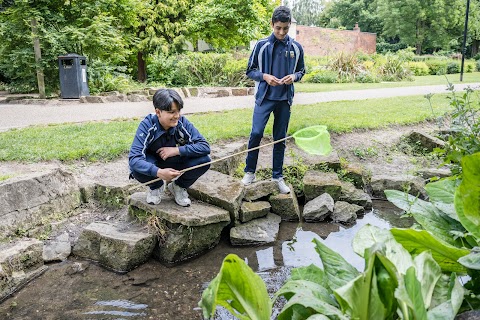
xmin=246 ymin=33 xmax=305 ymax=106
xmin=129 ymin=114 xmax=210 ymax=177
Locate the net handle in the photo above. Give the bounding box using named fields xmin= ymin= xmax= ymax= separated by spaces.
xmin=128 ymin=136 xmax=293 ymax=191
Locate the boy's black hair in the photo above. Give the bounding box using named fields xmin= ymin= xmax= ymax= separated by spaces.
xmin=271 ymin=6 xmax=291 ymax=24
xmin=153 ymin=88 xmax=184 ymax=111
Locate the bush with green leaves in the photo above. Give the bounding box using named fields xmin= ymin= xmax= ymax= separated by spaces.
xmin=87 ymin=59 xmax=136 ymax=94
xmin=429 ymin=84 xmax=480 ymax=175
xmin=447 ymin=62 xmax=460 ymax=74
xmin=425 ymin=59 xmax=448 ymax=75
xmin=146 ymin=54 xmax=178 ymax=86
xmin=377 ymin=54 xmax=412 ymax=82
xmin=407 ymin=61 xmax=430 ymax=76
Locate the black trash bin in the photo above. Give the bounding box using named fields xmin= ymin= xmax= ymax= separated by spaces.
xmin=58 ymin=53 xmax=90 ymax=98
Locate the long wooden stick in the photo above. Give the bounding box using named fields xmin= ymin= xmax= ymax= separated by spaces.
xmin=129 ymin=136 xmax=293 ymax=191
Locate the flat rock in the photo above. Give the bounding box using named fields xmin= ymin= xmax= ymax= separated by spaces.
xmin=128 ymin=192 xmax=231 ymax=227
xmin=230 ymin=213 xmax=281 ymax=246
xmin=269 ymin=186 xmax=300 ymax=221
xmin=0 ymin=168 xmax=81 ymax=240
xmin=0 ymin=238 xmax=47 ymax=302
xmin=244 ymin=180 xmax=278 ymax=201
xmin=189 ymin=170 xmax=245 ymax=221
xmin=303 ymin=170 xmax=342 ymax=202
xmin=128 ymin=193 xmax=230 ymax=265
xmin=370 ymin=174 xmax=427 ymax=200
xmin=339 ymin=181 xmax=372 ymax=210
xmin=72 ymin=221 xmax=157 ymax=273
xmin=303 ymin=193 xmax=334 ymax=222
xmin=332 ymin=201 xmax=363 ymax=224
xmin=239 ymin=201 xmax=270 ymax=223
xmin=210 ymin=141 xmax=247 ymax=175
xmin=43 ymin=232 xmax=71 ymax=262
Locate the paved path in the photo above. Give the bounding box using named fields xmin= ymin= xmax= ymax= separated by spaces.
xmin=0 ymin=83 xmax=478 ymax=132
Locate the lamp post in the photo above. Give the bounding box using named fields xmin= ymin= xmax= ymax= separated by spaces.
xmin=460 ymin=0 xmax=471 ymax=81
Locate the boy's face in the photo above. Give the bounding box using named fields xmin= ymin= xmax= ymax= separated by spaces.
xmin=156 ymin=102 xmax=180 ymax=130
xmin=271 ymin=21 xmax=290 ymax=40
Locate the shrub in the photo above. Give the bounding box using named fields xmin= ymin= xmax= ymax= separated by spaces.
xmin=476 ymin=59 xmax=480 ymax=72
xmin=220 ymin=58 xmax=250 ymax=87
xmin=377 ymin=54 xmax=412 ymax=81
xmin=175 ymin=52 xmax=229 ymax=86
xmin=446 ymin=61 xmax=460 ymax=74
xmin=425 ymin=59 xmax=448 ymax=75
xmin=356 ymin=70 xmax=379 ymax=83
xmin=407 ymin=61 xmax=430 ymax=76
xmin=328 ymin=52 xmax=364 ymax=82
xmin=310 ymin=69 xmax=338 ymax=83
xmin=88 ymin=59 xmax=135 ymax=94
xmin=464 ymin=61 xmax=475 ymax=73
xmin=146 ymin=54 xmax=177 ymax=86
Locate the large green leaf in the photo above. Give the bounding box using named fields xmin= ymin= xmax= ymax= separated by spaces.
xmin=412 ymin=251 xmax=442 ymax=308
xmin=289 ymin=264 xmax=326 ymax=287
xmin=313 ymin=238 xmax=360 ymax=290
xmin=395 ymin=266 xmax=428 ymax=320
xmin=391 ymin=228 xmax=469 ymax=273
xmin=274 ymin=280 xmax=337 ymax=306
xmin=277 ymin=291 xmax=348 ymax=320
xmin=198 ymin=254 xmax=271 ymax=320
xmin=425 ymin=178 xmax=458 ymax=221
xmin=455 ymin=153 xmax=480 ymax=239
xmin=428 ymin=273 xmax=465 ymax=320
xmin=458 ymin=247 xmax=480 ymax=270
xmin=353 ymin=224 xmax=413 ymax=274
xmin=385 ymin=190 xmax=466 ymax=246
xmin=334 ymin=248 xmax=389 ymax=320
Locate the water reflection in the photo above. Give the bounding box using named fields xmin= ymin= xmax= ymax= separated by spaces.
xmin=84 ymin=299 xmax=148 ymax=318
xmin=280 ymin=209 xmax=407 ymax=271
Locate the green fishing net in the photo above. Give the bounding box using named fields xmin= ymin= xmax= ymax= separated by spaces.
xmin=292 ymin=125 xmax=332 ymax=155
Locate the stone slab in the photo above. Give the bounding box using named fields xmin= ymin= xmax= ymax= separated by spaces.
xmin=230 ymin=213 xmax=281 ymax=246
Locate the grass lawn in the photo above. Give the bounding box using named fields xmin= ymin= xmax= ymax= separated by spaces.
xmin=0 ymin=93 xmax=456 ymax=162
xmin=296 ymin=72 xmax=480 ymax=93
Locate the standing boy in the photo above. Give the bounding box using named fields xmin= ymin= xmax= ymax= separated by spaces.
xmin=129 ymin=89 xmax=210 ymax=207
xmin=242 ymin=5 xmax=305 ymax=194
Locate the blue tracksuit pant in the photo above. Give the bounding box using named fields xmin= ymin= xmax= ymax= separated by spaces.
xmin=131 ymin=155 xmax=210 ymax=190
xmin=244 ymin=99 xmax=291 ymax=179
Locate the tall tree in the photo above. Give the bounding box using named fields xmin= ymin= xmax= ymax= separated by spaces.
xmin=134 ymin=0 xmax=192 ymax=81
xmin=376 ymin=0 xmax=464 ymax=54
xmin=285 ymin=0 xmax=323 ymax=26
xmin=318 ymin=0 xmax=382 ymax=34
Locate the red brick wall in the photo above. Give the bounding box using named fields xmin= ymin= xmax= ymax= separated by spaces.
xmin=295 ymin=25 xmax=376 ymax=56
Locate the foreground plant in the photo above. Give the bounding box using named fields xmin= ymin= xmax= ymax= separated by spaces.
xmin=386 ymin=152 xmax=480 ymax=309
xmin=199 ymin=223 xmax=463 ymax=320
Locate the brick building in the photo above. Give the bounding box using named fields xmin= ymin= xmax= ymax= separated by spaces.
xmin=294 ymin=23 xmax=376 ymax=56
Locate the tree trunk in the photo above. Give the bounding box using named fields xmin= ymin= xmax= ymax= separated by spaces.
xmin=137 ymin=51 xmax=146 ymax=83
xmin=31 ymin=18 xmax=46 ymax=99
xmin=472 ymin=39 xmax=479 ymax=57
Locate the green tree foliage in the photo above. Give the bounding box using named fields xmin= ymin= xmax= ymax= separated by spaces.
xmin=186 ymin=0 xmax=276 ymax=50
xmin=285 ymin=0 xmax=323 ymax=27
xmin=318 ymin=0 xmax=382 ymax=34
xmin=376 ymin=0 xmax=464 ymax=54
xmin=0 ymin=0 xmax=138 ymax=92
xmin=134 ymin=0 xmax=193 ymax=81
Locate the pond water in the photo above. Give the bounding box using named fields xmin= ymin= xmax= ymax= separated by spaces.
xmin=0 ymin=201 xmax=411 ymax=320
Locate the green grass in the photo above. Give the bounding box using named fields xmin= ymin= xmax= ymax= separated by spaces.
xmin=296 ymin=72 xmax=480 ymax=93
xmin=0 ymin=93 xmax=456 ymax=162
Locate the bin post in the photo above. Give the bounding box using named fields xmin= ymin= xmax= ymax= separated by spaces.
xmin=58 ymin=53 xmax=90 ymax=99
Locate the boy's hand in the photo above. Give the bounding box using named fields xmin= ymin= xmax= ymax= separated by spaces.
xmin=280 ymin=74 xmax=295 ymax=85
xmin=156 ymin=168 xmax=182 ymax=180
xmin=157 ymin=147 xmax=180 ymax=160
xmin=263 ymin=74 xmax=283 ymax=86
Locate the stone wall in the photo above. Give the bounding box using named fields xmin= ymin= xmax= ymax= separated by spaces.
xmin=295 ymin=25 xmax=376 ymax=56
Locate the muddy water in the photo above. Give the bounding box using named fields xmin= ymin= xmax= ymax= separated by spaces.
xmin=0 ymin=201 xmax=411 ymax=320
